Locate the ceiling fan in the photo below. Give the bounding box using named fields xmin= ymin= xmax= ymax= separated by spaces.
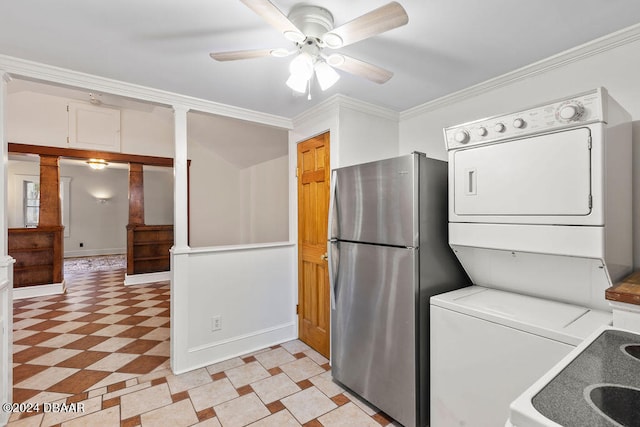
xmin=209 ymin=0 xmax=409 ymax=96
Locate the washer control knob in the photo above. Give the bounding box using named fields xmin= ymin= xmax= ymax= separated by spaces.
xmin=513 ymin=118 xmax=526 ymax=129
xmin=454 ymin=130 xmax=470 ymax=144
xmin=494 ymin=123 xmax=506 ymax=133
xmin=477 ymin=127 xmax=488 ymax=137
xmin=558 ymin=103 xmax=584 ymax=121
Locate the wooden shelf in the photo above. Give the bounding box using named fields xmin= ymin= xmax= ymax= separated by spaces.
xmin=14 ymin=264 xmax=54 ymax=271
xmin=9 ymin=227 xmax=63 ymax=288
xmin=9 ymin=247 xmax=52 ymax=253
xmin=127 ymin=224 xmax=173 ymax=275
xmin=134 ymin=256 xmax=170 ymax=262
xmin=133 ymin=240 xmax=173 ymax=246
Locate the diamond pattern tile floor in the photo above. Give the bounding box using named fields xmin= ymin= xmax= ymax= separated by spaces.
xmin=10 ymin=267 xmax=400 ymax=426
xmin=12 ymin=269 xmax=170 ymax=404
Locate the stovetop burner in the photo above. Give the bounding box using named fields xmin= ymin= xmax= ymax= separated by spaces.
xmin=532 ymin=330 xmax=640 ymax=426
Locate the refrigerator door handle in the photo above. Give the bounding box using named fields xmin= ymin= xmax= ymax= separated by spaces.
xmin=328 ymin=169 xmax=338 ymax=241
xmin=328 ymin=240 xmax=338 ymax=310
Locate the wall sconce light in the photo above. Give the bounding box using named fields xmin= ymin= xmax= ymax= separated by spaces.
xmin=87 ymin=159 xmax=109 ymax=170
xmin=95 ymin=197 xmax=110 ymax=204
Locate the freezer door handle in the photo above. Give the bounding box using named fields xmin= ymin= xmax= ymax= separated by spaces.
xmin=328 ymin=169 xmax=338 ymax=240
xmin=328 ymin=240 xmax=338 ymax=310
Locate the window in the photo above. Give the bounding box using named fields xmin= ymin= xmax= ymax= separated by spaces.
xmin=23 ymin=181 xmax=40 ymax=228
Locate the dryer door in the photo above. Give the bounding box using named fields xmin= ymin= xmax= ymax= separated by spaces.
xmin=453 ymin=127 xmax=591 ymax=216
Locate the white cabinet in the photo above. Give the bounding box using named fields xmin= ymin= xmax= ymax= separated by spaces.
xmin=610 ymin=301 xmax=640 ymax=333
xmin=68 ymin=101 xmax=121 ymax=152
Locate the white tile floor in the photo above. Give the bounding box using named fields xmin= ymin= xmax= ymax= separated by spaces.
xmin=10 ymin=268 xmax=400 ymax=426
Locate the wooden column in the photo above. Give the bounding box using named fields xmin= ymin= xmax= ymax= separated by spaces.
xmin=35 ymin=154 xmax=63 ymax=284
xmin=38 ymin=155 xmax=61 ymax=226
xmin=127 ymin=162 xmax=144 ymax=275
xmin=128 ymin=163 xmax=145 ymax=225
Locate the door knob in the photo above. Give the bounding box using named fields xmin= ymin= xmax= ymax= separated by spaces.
xmin=321 ymin=253 xmax=328 ymax=261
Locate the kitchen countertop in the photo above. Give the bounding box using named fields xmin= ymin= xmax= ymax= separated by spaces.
xmin=606 ymin=271 xmax=640 ymax=306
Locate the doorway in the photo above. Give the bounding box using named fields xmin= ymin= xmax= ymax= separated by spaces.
xmin=297 ymin=132 xmax=331 ymax=358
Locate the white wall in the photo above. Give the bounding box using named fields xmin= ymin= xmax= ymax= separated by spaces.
xmin=59 ymin=163 xmax=128 ymax=257
xmin=338 ymin=105 xmax=399 ymax=167
xmin=7 ymin=90 xmax=174 ymax=157
xmin=187 ymin=113 xmax=289 ymax=247
xmin=399 ymin=36 xmax=640 ymax=267
xmin=241 ymin=155 xmax=289 ymax=244
xmin=187 ymin=138 xmax=244 ymax=246
xmin=172 ymin=244 xmax=295 ymax=372
xmin=144 ymin=167 xmax=174 ymax=225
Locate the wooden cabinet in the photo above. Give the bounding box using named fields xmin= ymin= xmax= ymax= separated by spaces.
xmin=127 ymin=225 xmax=173 ymax=274
xmin=9 ymin=226 xmax=64 ymax=287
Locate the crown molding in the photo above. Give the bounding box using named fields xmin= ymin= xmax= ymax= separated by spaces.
xmin=0 ymin=55 xmax=293 ymax=129
xmin=400 ymin=23 xmax=640 ymax=120
xmin=335 ymin=95 xmax=399 ymax=121
xmin=293 ymin=94 xmax=398 ymax=127
xmin=292 ymin=94 xmax=341 ymax=127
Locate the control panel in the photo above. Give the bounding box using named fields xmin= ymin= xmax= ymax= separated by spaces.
xmin=444 ymin=88 xmax=605 ymax=150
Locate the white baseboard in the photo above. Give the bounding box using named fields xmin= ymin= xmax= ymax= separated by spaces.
xmin=172 ymin=322 xmax=297 ymax=375
xmin=64 ymin=248 xmax=126 ymax=258
xmin=13 ymin=281 xmax=66 ymax=299
xmin=124 ymin=271 xmax=170 ymax=286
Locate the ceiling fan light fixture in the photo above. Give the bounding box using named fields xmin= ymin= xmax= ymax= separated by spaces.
xmin=322 ymin=32 xmax=343 ymax=49
xmin=315 ymin=61 xmax=340 ymax=91
xmin=283 ymin=30 xmax=306 ymax=43
xmin=286 ymin=73 xmax=308 ymax=93
xmin=289 ymin=53 xmax=314 ymax=80
xmin=326 ymin=53 xmax=345 ymax=67
xmin=270 ymin=48 xmax=291 ymax=58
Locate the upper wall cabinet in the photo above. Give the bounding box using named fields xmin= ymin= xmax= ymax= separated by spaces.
xmin=68 ymin=102 xmax=121 ymax=152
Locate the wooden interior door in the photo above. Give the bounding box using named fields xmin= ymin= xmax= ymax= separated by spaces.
xmin=297 ymin=132 xmax=330 ymax=358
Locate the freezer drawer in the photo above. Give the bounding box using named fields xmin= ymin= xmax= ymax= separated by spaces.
xmin=331 ymin=154 xmax=417 ymax=247
xmin=331 ymin=241 xmax=418 ymax=427
xmin=453 ymin=127 xmax=592 ymax=216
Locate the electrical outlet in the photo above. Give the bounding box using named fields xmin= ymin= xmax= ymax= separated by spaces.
xmin=211 ymin=315 xmax=222 ymax=331
xmin=79 ymin=242 xmax=84 ymax=247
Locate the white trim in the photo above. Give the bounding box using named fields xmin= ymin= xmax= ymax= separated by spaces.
xmin=13 ymin=281 xmax=65 ymax=299
xmin=124 ymin=271 xmax=170 ymax=286
xmin=188 ymin=321 xmax=296 ymax=353
xmin=400 ymin=22 xmax=640 ymax=120
xmin=0 ymin=54 xmax=293 ymax=129
xmin=172 ymin=241 xmax=294 ymax=256
xmin=293 ymin=94 xmax=398 ymax=128
xmin=64 ymin=248 xmax=125 ymax=258
xmin=0 ymin=256 xmax=14 ymax=268
xmin=172 ymin=322 xmax=297 ymax=375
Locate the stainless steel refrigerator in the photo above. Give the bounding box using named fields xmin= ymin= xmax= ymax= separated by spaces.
xmin=328 ymin=152 xmax=468 ymax=427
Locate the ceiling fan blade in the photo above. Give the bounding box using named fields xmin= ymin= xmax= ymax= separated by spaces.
xmin=322 ymin=2 xmax=408 ymax=48
xmin=328 ymin=54 xmax=393 ymax=84
xmin=240 ymin=0 xmax=305 ymax=42
xmin=209 ymin=49 xmax=274 ymax=61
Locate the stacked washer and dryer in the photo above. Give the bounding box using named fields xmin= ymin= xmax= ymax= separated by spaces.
xmin=430 ymin=88 xmax=632 ymax=427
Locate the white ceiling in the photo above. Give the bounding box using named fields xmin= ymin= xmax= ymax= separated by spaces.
xmin=1 ymin=1 xmax=640 ymax=118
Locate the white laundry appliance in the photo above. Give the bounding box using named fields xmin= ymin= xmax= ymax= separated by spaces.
xmin=430 ymin=88 xmax=632 ymax=427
